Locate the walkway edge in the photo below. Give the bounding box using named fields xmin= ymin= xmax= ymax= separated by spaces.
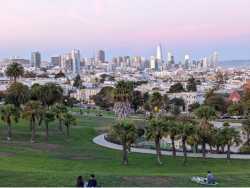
xmin=93 ymin=134 xmax=250 ymax=160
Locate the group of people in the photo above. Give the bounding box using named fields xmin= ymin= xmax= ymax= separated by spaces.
xmin=76 ymin=174 xmax=97 ymax=187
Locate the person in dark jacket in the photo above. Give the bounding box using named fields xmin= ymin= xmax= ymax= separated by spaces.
xmin=76 ymin=176 xmax=84 ymax=187
xmin=87 ymin=174 xmax=97 ymax=187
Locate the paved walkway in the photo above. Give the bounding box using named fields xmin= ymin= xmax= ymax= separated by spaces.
xmin=93 ymin=134 xmax=250 ymax=160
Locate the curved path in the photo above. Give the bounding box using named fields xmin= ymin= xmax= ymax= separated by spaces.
xmin=93 ymin=134 xmax=250 ymax=160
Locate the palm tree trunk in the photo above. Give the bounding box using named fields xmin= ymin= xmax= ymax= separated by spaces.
xmin=195 ymin=144 xmax=198 ymax=153
xmin=216 ymin=145 xmax=220 ymax=153
xmin=202 ymin=140 xmax=206 ymax=159
xmin=227 ymin=144 xmax=231 ymax=160
xmin=58 ymin=119 xmax=63 ymax=132
xmin=182 ymin=138 xmax=187 ymax=165
xmin=122 ymin=141 xmax=128 ymax=165
xmin=45 ymin=123 xmax=49 ymax=142
xmin=7 ymin=123 xmax=12 ymax=141
xmin=66 ymin=125 xmax=70 ymax=137
xmin=155 ymin=136 xmax=162 ymax=165
xmin=31 ymin=122 xmax=36 ymax=143
xmin=247 ymin=133 xmax=250 ymax=146
xmin=171 ymin=137 xmax=176 ymax=157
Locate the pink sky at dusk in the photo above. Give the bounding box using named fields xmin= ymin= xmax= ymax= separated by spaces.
xmin=0 ymin=0 xmax=250 ymax=60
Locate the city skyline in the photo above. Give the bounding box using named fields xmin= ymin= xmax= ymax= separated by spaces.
xmin=0 ymin=0 xmax=250 ymax=61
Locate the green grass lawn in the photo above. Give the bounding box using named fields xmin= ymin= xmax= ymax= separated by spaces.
xmin=0 ymin=113 xmax=250 ymax=187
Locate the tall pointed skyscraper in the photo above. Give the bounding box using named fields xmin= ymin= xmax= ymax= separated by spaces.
xmin=156 ymin=44 xmax=163 ymax=61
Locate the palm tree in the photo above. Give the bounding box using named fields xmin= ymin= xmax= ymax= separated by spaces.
xmin=177 ymin=116 xmax=195 ymax=164
xmin=146 ymin=118 xmax=165 ymax=165
xmin=0 ymin=104 xmax=20 ymax=141
xmin=149 ymin=92 xmax=163 ymax=116
xmin=221 ymin=127 xmax=241 ymax=159
xmin=195 ymin=105 xmax=216 ymax=159
xmin=5 ymin=82 xmax=30 ymax=107
xmin=5 ymin=62 xmax=24 ymax=82
xmin=52 ymin=103 xmax=68 ymax=132
xmin=22 ymin=101 xmax=43 ymax=143
xmin=113 ymin=81 xmax=133 ymax=119
xmin=165 ymin=120 xmax=179 ymax=157
xmin=62 ymin=112 xmax=76 ymax=136
xmin=43 ymin=110 xmax=55 ymax=142
xmin=242 ymin=118 xmax=250 ymax=146
xmin=111 ymin=120 xmax=137 ymax=165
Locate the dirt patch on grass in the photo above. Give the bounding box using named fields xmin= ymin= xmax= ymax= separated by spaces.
xmin=0 ymin=141 xmax=61 ymax=152
xmin=0 ymin=152 xmax=16 ymax=157
xmin=30 ymin=143 xmax=61 ymax=152
xmin=121 ymin=176 xmax=174 ymax=187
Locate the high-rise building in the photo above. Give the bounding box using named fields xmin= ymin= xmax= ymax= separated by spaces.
xmin=61 ymin=53 xmax=72 ymax=73
xmin=51 ymin=56 xmax=61 ymax=67
xmin=212 ymin=51 xmax=219 ymax=67
xmin=184 ymin=54 xmax=190 ymax=69
xmin=71 ymin=49 xmax=81 ymax=74
xmin=150 ymin=56 xmax=157 ymax=70
xmin=31 ymin=51 xmax=41 ymax=68
xmin=167 ymin=52 xmax=175 ymax=66
xmin=156 ymin=44 xmax=163 ymax=61
xmin=96 ymin=50 xmax=105 ymax=63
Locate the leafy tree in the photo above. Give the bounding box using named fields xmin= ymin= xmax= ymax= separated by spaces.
xmin=186 ymin=77 xmax=197 ymax=92
xmin=227 ymin=103 xmax=244 ymax=116
xmin=143 ymin=92 xmax=150 ymax=103
xmin=195 ymin=105 xmax=216 ymax=158
xmin=168 ymin=82 xmax=185 ymax=93
xmin=5 ymin=62 xmax=24 ymax=82
xmin=205 ymin=93 xmax=226 ymax=113
xmin=131 ymin=90 xmax=143 ymax=112
xmin=52 ymin=103 xmax=68 ymax=132
xmin=62 ymin=112 xmax=76 ymax=136
xmin=0 ymin=104 xmax=20 ymax=141
xmin=73 ymin=74 xmax=82 ymax=89
xmin=242 ymin=118 xmax=250 ymax=146
xmin=22 ymin=101 xmax=43 ymax=143
xmin=188 ymin=102 xmax=200 ymax=113
xmin=5 ymin=82 xmax=30 ymax=107
xmin=163 ymin=94 xmax=170 ymax=112
xmin=43 ymin=110 xmax=55 ymax=142
xmin=93 ymin=86 xmax=115 ymax=109
xmin=111 ymin=120 xmax=137 ymax=165
xmin=220 ymin=127 xmax=241 ymax=159
xmin=113 ymin=81 xmax=134 ymax=119
xmin=146 ymin=118 xmax=165 ymax=165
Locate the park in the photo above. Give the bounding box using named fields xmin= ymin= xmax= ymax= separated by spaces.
xmin=1 ymin=63 xmax=250 ymax=187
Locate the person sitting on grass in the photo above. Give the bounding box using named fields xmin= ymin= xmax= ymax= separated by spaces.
xmin=76 ymin=176 xmax=84 ymax=187
xmin=87 ymin=174 xmax=97 ymax=187
xmin=207 ymin=171 xmax=216 ymax=184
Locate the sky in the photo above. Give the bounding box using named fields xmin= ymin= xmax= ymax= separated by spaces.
xmin=0 ymin=0 xmax=250 ymax=61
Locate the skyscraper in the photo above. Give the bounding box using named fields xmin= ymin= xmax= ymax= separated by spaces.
xmin=96 ymin=50 xmax=105 ymax=63
xmin=156 ymin=44 xmax=163 ymax=61
xmin=150 ymin=56 xmax=157 ymax=70
xmin=51 ymin=56 xmax=61 ymax=67
xmin=212 ymin=51 xmax=219 ymax=67
xmin=71 ymin=49 xmax=81 ymax=74
xmin=167 ymin=52 xmax=175 ymax=66
xmin=31 ymin=51 xmax=41 ymax=68
xmin=184 ymin=54 xmax=190 ymax=69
